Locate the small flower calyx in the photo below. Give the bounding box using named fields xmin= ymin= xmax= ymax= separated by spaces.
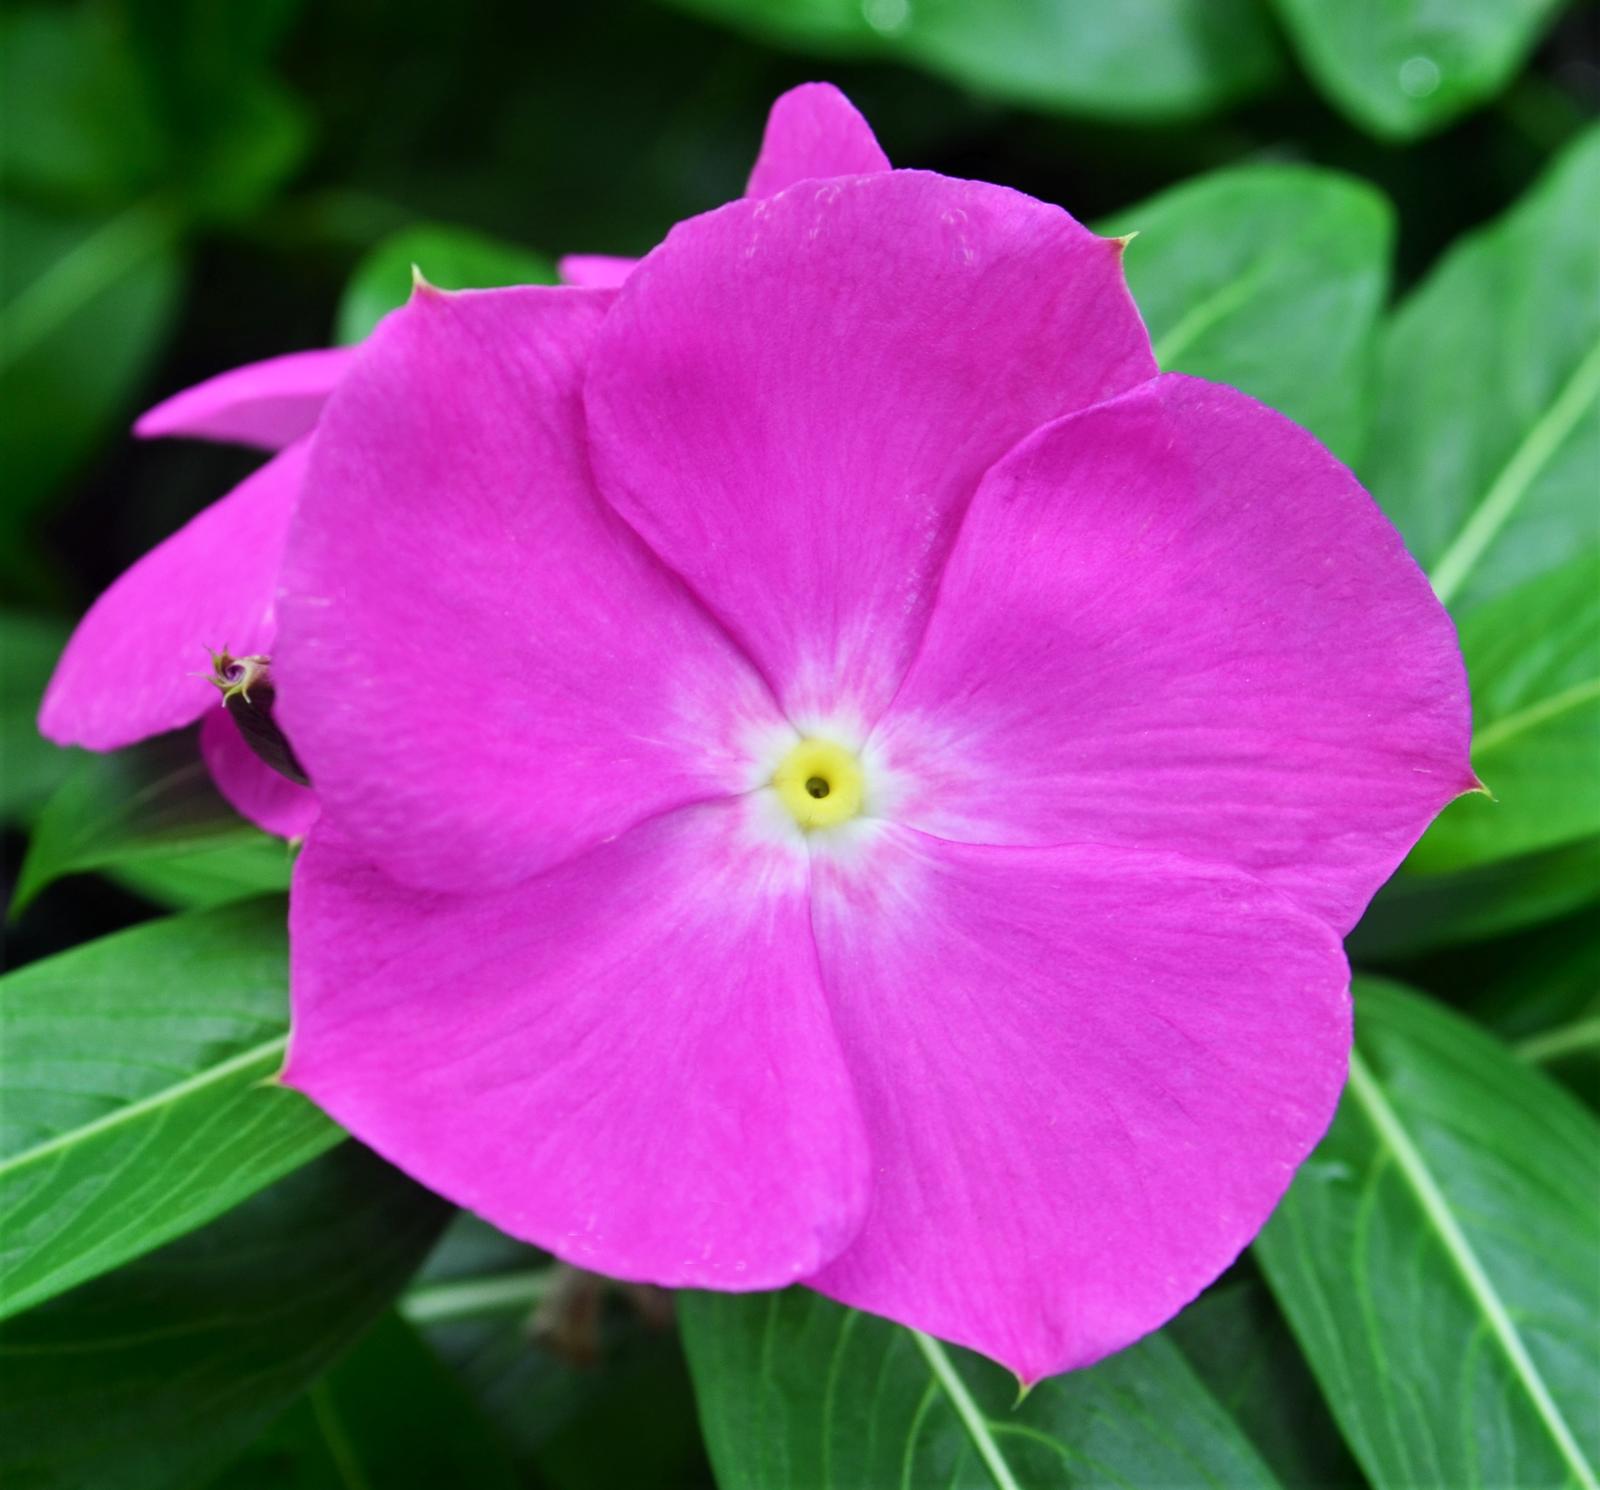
xmin=773 ymin=738 xmax=864 ymax=830
xmin=206 ymin=647 xmax=311 ymax=787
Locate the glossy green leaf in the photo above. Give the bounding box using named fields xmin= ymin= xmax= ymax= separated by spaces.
xmin=212 ymin=1312 xmax=520 ymax=1490
xmin=1104 ymin=164 xmax=1392 ymax=460
xmin=0 ymin=1144 xmax=450 ymax=1490
xmin=0 ymin=611 xmax=72 ymax=823
xmin=10 ymin=732 xmax=286 ymax=916
xmin=103 ymin=835 xmax=298 ymax=911
xmin=336 ymin=222 xmax=557 ymax=345
xmin=1271 ymin=0 xmax=1565 ymax=140
xmin=1411 ymin=549 xmax=1600 ymax=873
xmin=1349 ymin=835 xmax=1600 ymax=959
xmin=662 ymin=0 xmax=1280 ymax=122
xmin=680 ymin=1288 xmax=1284 ymax=1489
xmin=0 ymin=199 xmax=182 ymax=589
xmin=0 ymin=897 xmax=340 ymax=1319
xmin=1257 ymin=979 xmax=1600 ymax=1490
xmin=1366 ymin=125 xmax=1600 ymax=612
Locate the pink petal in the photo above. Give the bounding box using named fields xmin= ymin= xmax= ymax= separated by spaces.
xmin=135 ymin=349 xmax=352 ymax=451
xmin=873 ymin=375 xmax=1475 ymax=934
xmin=557 ymin=253 xmax=639 ymax=288
xmin=275 ymin=286 xmax=790 ymax=893
xmin=199 ymin=709 xmax=318 ymax=840
xmin=744 ymin=81 xmax=890 ymax=197
xmin=585 ymin=171 xmax=1156 ymax=725
xmin=40 ymin=442 xmax=308 ymax=750
xmin=805 ymin=825 xmax=1351 ymax=1383
xmin=285 ymin=802 xmax=870 ymax=1288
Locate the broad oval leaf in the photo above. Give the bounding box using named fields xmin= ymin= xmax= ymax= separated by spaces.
xmin=0 ymin=611 xmax=72 ymax=824
xmin=9 ymin=732 xmax=289 ymax=917
xmin=0 ymin=897 xmax=339 ymax=1319
xmin=1256 ymin=979 xmax=1600 ymax=1490
xmin=1410 ymin=548 xmax=1600 ymax=873
xmin=0 ymin=1145 xmax=450 ymax=1490
xmin=662 ymin=0 xmax=1281 ymax=122
xmin=1365 ymin=125 xmax=1600 ymax=612
xmin=1104 ymin=164 xmax=1392 ymax=461
xmin=1271 ymin=0 xmax=1566 ymax=140
xmin=680 ymin=1288 xmax=1284 ymax=1489
xmin=336 ymin=222 xmax=556 ymax=345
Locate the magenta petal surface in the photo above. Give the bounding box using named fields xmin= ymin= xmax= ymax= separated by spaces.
xmin=557 ymin=253 xmax=638 ymax=289
xmin=199 ymin=709 xmax=318 ymax=840
xmin=40 ymin=442 xmax=308 ymax=750
xmin=805 ymin=825 xmax=1350 ymax=1382
xmin=875 ymin=375 xmax=1474 ymax=933
xmin=586 ymin=171 xmax=1156 ymax=724
xmin=275 ymin=286 xmax=788 ymax=892
xmin=286 ymin=802 xmax=870 ymax=1287
xmin=744 ymin=81 xmax=889 ymax=197
xmin=135 ymin=349 xmax=351 ymax=450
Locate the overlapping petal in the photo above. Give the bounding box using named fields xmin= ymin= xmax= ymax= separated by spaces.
xmin=275 ymin=285 xmax=790 ymax=893
xmin=585 ymin=171 xmax=1156 ymax=727
xmin=556 ymin=253 xmax=637 ymax=288
xmin=744 ymin=81 xmax=889 ymax=197
xmin=804 ymin=825 xmax=1351 ymax=1382
xmin=286 ymin=802 xmax=870 ymax=1287
xmin=135 ymin=348 xmax=352 ymax=450
xmin=873 ymin=375 xmax=1475 ymax=933
xmin=199 ymin=710 xmax=318 ymax=840
xmin=40 ymin=442 xmax=308 ymax=750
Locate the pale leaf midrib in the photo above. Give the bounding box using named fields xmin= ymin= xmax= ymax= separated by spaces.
xmin=0 ymin=1035 xmax=288 ymax=1180
xmin=1428 ymin=336 xmax=1600 ymax=607
xmin=1346 ymin=1051 xmax=1598 ymax=1490
xmin=1474 ymin=676 xmax=1600 ymax=757
xmin=910 ymin=1329 xmax=1024 ymax=1490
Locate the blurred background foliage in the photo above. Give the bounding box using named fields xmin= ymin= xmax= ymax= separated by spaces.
xmin=2 ymin=2 xmax=1597 ymax=1487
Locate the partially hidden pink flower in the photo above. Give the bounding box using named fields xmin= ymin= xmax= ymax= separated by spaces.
xmin=36 ymin=83 xmax=882 ymax=845
xmin=268 ymin=91 xmax=1474 ymax=1381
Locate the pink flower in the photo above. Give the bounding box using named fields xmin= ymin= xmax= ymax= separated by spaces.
xmin=36 ymin=84 xmax=880 ymax=844
xmin=265 ymin=89 xmax=1472 ymax=1382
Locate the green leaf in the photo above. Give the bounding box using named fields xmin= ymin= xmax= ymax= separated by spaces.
xmin=680 ymin=1288 xmax=1284 ymax=1489
xmin=103 ymin=835 xmax=298 ymax=911
xmin=1167 ymin=1275 xmax=1363 ymax=1489
xmin=410 ymin=1218 xmax=714 ymax=1490
xmin=1366 ymin=125 xmax=1600 ymax=612
xmin=1271 ymin=0 xmax=1566 ymax=140
xmin=1350 ymin=835 xmax=1600 ymax=959
xmin=10 ymin=732 xmax=288 ymax=917
xmin=336 ymin=223 xmax=557 ymax=345
xmin=1256 ymin=979 xmax=1600 ymax=1490
xmin=1410 ymin=548 xmax=1600 ymax=873
xmin=1104 ymin=164 xmax=1392 ymax=461
xmin=661 ymin=0 xmax=1281 ymax=122
xmin=212 ymin=1313 xmax=520 ymax=1490
xmin=0 ymin=611 xmax=72 ymax=823
xmin=0 ymin=1144 xmax=450 ymax=1490
xmin=0 ymin=897 xmax=340 ymax=1319
xmin=0 ymin=199 xmax=182 ymax=590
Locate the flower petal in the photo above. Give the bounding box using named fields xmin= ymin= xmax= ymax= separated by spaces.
xmin=40 ymin=443 xmax=308 ymax=750
xmin=557 ymin=253 xmax=638 ymax=288
xmin=275 ymin=286 xmax=790 ymax=892
xmin=135 ymin=349 xmax=352 ymax=450
xmin=874 ymin=375 xmax=1475 ymax=933
xmin=744 ymin=81 xmax=890 ymax=197
xmin=586 ymin=171 xmax=1155 ymax=726
xmin=805 ymin=825 xmax=1350 ymax=1382
xmin=286 ymin=802 xmax=870 ymax=1287
xmin=199 ymin=709 xmax=318 ymax=840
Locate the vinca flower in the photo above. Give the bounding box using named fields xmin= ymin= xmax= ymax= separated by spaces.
xmin=263 ymin=91 xmax=1473 ymax=1381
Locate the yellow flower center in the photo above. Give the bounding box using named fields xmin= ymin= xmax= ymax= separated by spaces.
xmin=773 ymin=738 xmax=864 ymax=830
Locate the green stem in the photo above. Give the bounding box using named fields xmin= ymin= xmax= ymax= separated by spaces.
xmin=399 ymin=1268 xmax=557 ymax=1327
